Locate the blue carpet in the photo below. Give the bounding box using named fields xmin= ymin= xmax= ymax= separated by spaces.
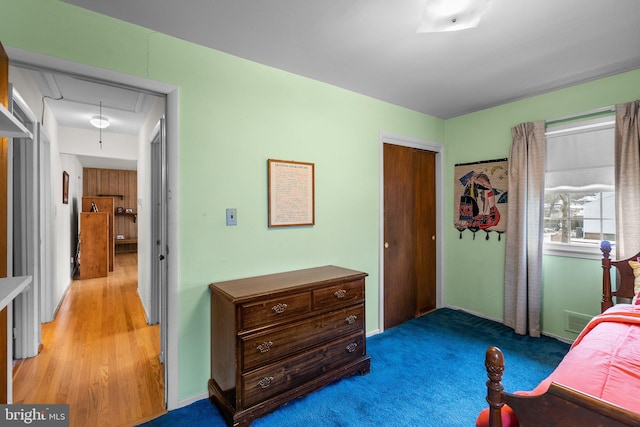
xmin=140 ymin=308 xmax=569 ymax=426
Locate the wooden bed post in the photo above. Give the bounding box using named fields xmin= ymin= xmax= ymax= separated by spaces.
xmin=484 ymin=346 xmax=505 ymax=427
xmin=600 ymin=240 xmax=613 ymax=312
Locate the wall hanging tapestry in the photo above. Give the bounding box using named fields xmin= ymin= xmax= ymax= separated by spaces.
xmin=454 ymin=158 xmax=508 ymax=240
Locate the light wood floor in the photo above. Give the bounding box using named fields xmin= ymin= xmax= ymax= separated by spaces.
xmin=12 ymin=253 xmax=167 ymax=427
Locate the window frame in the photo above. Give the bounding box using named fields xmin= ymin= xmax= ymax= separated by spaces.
xmin=543 ymin=113 xmax=616 ymax=259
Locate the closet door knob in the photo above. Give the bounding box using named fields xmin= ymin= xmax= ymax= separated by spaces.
xmin=384 ymin=242 xmax=389 ymax=248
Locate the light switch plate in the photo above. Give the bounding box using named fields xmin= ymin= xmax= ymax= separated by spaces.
xmin=226 ymin=208 xmax=237 ymax=226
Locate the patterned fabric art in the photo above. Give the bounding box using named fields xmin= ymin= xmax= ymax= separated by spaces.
xmin=454 ymin=158 xmax=508 ymax=240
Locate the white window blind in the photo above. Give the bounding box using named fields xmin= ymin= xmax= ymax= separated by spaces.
xmin=545 ymin=116 xmax=615 ymax=192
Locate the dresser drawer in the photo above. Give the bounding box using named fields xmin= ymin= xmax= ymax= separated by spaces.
xmin=241 ymin=332 xmax=366 ymax=408
xmin=241 ymin=304 xmax=365 ymax=371
xmin=240 ymin=291 xmax=312 ymax=331
xmin=313 ymin=278 xmax=364 ymax=311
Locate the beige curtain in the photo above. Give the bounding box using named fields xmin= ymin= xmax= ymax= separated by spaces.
xmin=615 ymin=100 xmax=640 ymax=259
xmin=504 ymin=121 xmax=546 ymax=337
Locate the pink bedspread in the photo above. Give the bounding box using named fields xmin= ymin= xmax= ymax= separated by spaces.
xmin=522 ymin=304 xmax=640 ymax=413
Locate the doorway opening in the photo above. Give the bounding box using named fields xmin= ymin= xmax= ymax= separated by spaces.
xmin=5 ymin=47 xmax=178 ymax=412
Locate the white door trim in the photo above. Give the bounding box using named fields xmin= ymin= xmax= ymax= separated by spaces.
xmin=10 ymin=88 xmax=40 ymax=359
xmin=37 ymin=125 xmax=53 ymax=325
xmin=378 ymin=131 xmax=445 ymax=333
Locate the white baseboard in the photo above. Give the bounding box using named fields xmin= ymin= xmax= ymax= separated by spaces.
xmin=444 ymin=304 xmax=575 ymax=344
xmin=540 ymin=331 xmax=574 ymax=344
xmin=366 ymin=328 xmax=381 ymax=337
xmin=177 ymin=392 xmax=209 ymax=409
xmin=443 ymin=304 xmax=503 ymax=324
xmin=137 ymin=288 xmax=151 ymax=324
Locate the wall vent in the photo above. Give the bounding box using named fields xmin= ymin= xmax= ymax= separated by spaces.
xmin=564 ymin=310 xmax=592 ymax=334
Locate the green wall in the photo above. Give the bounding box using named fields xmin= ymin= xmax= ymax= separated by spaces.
xmin=0 ymin=0 xmax=443 ymax=400
xmin=444 ymin=69 xmax=640 ymax=340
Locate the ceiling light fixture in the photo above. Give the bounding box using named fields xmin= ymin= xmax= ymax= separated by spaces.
xmin=90 ymin=115 xmax=110 ymax=129
xmin=92 ymin=101 xmax=107 ymax=150
xmin=417 ymin=0 xmax=492 ymax=33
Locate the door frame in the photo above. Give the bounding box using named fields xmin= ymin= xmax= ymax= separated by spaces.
xmin=10 ymin=89 xmax=40 ymax=359
xmin=378 ymin=131 xmax=445 ymax=333
xmin=6 ymin=47 xmax=181 ymax=410
xmin=37 ymin=125 xmax=53 ymax=325
xmin=149 ymin=118 xmax=169 ymax=406
xmin=149 ymin=119 xmax=164 ymax=326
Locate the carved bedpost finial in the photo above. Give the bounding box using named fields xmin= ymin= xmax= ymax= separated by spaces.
xmin=601 ymin=240 xmax=613 ymax=312
xmin=485 ymin=346 xmax=505 ymax=427
xmin=600 ymin=240 xmax=611 ymax=260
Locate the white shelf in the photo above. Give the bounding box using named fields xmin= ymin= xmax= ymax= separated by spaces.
xmin=0 ymin=276 xmax=32 ymax=311
xmin=0 ymin=104 xmax=32 ymax=139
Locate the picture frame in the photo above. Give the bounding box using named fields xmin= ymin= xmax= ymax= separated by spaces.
xmin=62 ymin=171 xmax=69 ymax=204
xmin=268 ymin=159 xmax=315 ymax=227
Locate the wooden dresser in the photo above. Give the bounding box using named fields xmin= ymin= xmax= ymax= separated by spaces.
xmin=208 ymin=265 xmax=370 ymax=426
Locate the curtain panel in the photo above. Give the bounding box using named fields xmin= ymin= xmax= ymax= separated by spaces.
xmin=504 ymin=121 xmax=545 ymax=337
xmin=614 ymin=100 xmax=640 ymax=259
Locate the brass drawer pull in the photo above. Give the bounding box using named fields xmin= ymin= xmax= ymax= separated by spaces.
xmin=271 ymin=303 xmax=288 ymax=314
xmin=257 ymin=377 xmax=274 ymax=389
xmin=256 ymin=341 xmax=273 ymax=353
xmin=345 ymin=315 xmax=357 ymax=325
xmin=346 ymin=342 xmax=358 ymax=353
xmin=334 ymin=289 xmax=347 ymax=299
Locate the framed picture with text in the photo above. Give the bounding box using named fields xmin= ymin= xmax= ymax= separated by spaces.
xmin=268 ymin=159 xmax=315 ymax=227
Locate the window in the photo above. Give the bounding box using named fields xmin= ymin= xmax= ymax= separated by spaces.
xmin=544 ymin=114 xmax=615 ymax=257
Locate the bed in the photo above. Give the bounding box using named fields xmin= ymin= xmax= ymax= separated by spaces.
xmin=477 ymin=241 xmax=640 ymax=427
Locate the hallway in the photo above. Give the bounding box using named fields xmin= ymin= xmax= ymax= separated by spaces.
xmin=12 ymin=253 xmax=166 ymax=426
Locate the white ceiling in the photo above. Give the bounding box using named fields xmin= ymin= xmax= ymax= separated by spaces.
xmin=21 ymin=67 xmax=160 ymax=135
xmin=59 ymin=0 xmax=640 ymax=119
xmin=10 ymin=65 xmax=163 ymax=170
